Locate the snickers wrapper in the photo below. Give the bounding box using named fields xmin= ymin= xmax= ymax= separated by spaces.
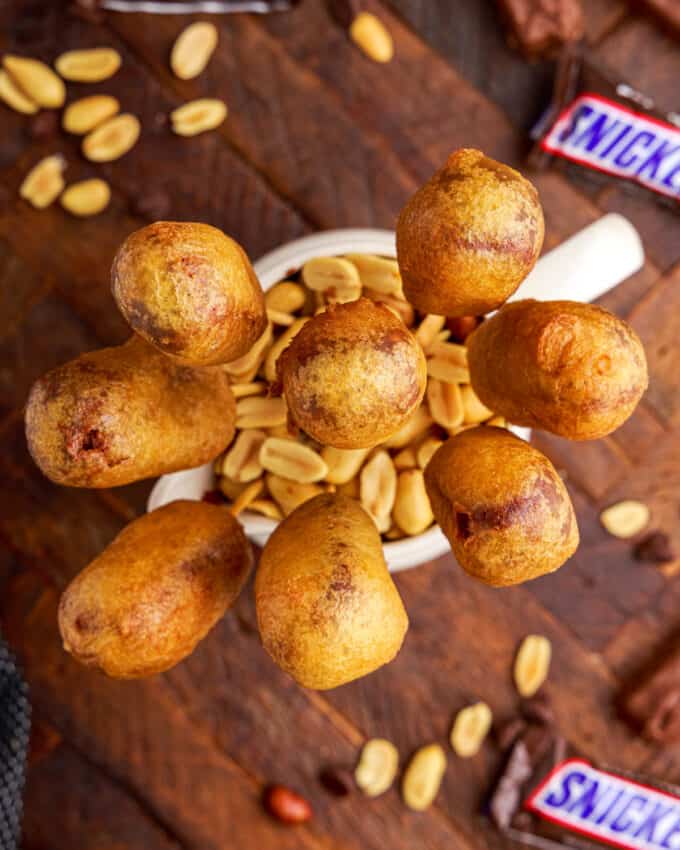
xmin=489 ymin=727 xmax=680 ymax=850
xmin=530 ymin=49 xmax=680 ymax=209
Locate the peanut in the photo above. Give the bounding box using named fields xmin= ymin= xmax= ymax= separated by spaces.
xmin=450 ymin=702 xmax=492 ymax=758
xmin=266 ymin=308 xmax=295 ymax=327
xmin=360 ymin=450 xmax=396 ymax=529
xmin=345 ymin=253 xmax=401 ymax=296
xmin=461 ymin=384 xmax=493 ymax=424
xmin=264 ymin=281 xmax=306 ymax=314
xmin=231 ymin=381 xmax=267 ymax=399
xmin=514 ymin=635 xmax=552 ymax=698
xmin=218 ymin=476 xmax=248 ymax=501
xmin=383 ymin=406 xmax=433 ymax=449
xmin=416 ymin=437 xmax=443 ymax=470
xmin=82 ymin=113 xmax=140 ymax=162
xmin=235 ymin=397 xmax=287 ymax=430
xmin=321 ymin=446 xmax=370 ymax=485
xmin=402 ymin=744 xmax=447 ymax=811
xmin=2 ymin=55 xmax=65 ymax=108
xmin=393 ymin=446 xmax=417 ymax=470
xmin=415 ymin=314 xmax=446 ymax=350
xmin=62 ymin=95 xmax=120 ymax=135
xmin=363 ymin=288 xmax=415 ymax=326
xmin=259 ymin=437 xmax=328 ymax=483
xmin=228 ymin=479 xmax=264 ymax=516
xmin=20 ymin=154 xmax=66 ymax=209
xmin=220 ymin=429 xmax=267 ymax=482
xmin=263 ymin=785 xmax=312 ymax=824
xmin=225 ymin=323 xmax=272 ymax=382
xmin=427 ymin=342 xmax=470 ymax=384
xmin=393 ymin=469 xmax=433 ymax=536
xmin=600 ymin=500 xmax=650 ymax=539
xmin=349 ymin=12 xmax=395 ymax=64
xmin=0 ymin=69 xmax=38 ymax=114
xmin=171 ymin=98 xmax=227 ymax=137
xmin=60 ymin=178 xmax=111 ymax=217
xmin=355 ymin=738 xmax=399 ymax=797
xmin=427 ymin=379 xmax=464 ymax=430
xmin=267 ymin=474 xmax=324 ymax=517
xmin=302 ymin=256 xmax=361 ymax=304
xmin=55 ymin=48 xmax=121 ymax=82
xmin=247 ymin=499 xmax=283 ymax=521
xmin=170 ymin=22 xmax=218 ymax=80
xmin=264 ymin=317 xmax=309 ymax=383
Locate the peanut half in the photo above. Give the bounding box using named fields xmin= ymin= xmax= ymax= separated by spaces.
xmin=427 ymin=341 xmax=470 ymax=384
xmin=393 ymin=446 xmax=417 ymax=470
xmin=393 ymin=469 xmax=433 ymax=536
xmin=402 ymin=744 xmax=447 ymax=811
xmin=230 ymin=381 xmax=266 ymax=399
xmin=235 ymin=397 xmax=287 ymax=430
xmin=302 ymin=256 xmax=361 ymax=304
xmin=225 ymin=323 xmax=272 ymax=382
xmin=264 ymin=317 xmax=309 ymax=383
xmin=267 ymin=474 xmax=324 ymax=517
xmin=62 ymin=95 xmax=120 ymax=135
xmin=360 ymin=450 xmax=397 ymax=531
xmin=600 ymin=500 xmax=650 ymax=539
xmin=416 ymin=437 xmax=443 ymax=470
xmin=321 ymin=446 xmax=370 ymax=485
xmin=450 ymin=702 xmax=492 ymax=758
xmin=259 ymin=437 xmax=328 ymax=484
xmin=20 ymin=154 xmax=66 ymax=209
xmin=265 ymin=281 xmax=306 ymax=314
xmin=60 ymin=178 xmax=111 ymax=217
xmin=0 ymin=69 xmax=38 ymax=114
xmin=170 ymin=22 xmax=218 ymax=80
xmin=427 ymin=379 xmax=464 ymax=430
xmin=55 ymin=48 xmax=121 ymax=82
xmin=266 ymin=308 xmax=295 ymax=327
xmin=247 ymin=499 xmax=283 ymax=521
xmin=461 ymin=384 xmax=493 ymax=424
xmin=349 ymin=12 xmax=395 ymax=64
xmin=383 ymin=406 xmax=433 ymax=449
xmin=514 ymin=635 xmax=552 ymax=698
xmin=82 ymin=113 xmax=140 ymax=162
xmin=220 ymin=429 xmax=267 ymax=483
xmin=355 ymin=738 xmax=399 ymax=797
xmin=2 ymin=55 xmax=65 ymax=108
xmin=415 ymin=314 xmax=446 ymax=350
xmin=229 ymin=479 xmax=264 ymax=516
xmin=344 ymin=254 xmax=402 ymax=296
xmin=171 ymin=98 xmax=227 ymax=137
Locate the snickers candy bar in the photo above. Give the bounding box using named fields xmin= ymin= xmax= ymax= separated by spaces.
xmin=488 ymin=724 xmax=680 ymax=850
xmin=530 ymin=48 xmax=680 ymax=208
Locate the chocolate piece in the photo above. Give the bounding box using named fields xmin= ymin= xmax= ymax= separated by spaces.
xmin=521 ymin=693 xmax=556 ymax=728
xmin=636 ymin=0 xmax=680 ymax=39
xmin=326 ymin=0 xmax=361 ymax=28
xmin=623 ymin=642 xmax=680 ymax=742
xmin=488 ymin=721 xmax=680 ymax=850
xmin=634 ymin=532 xmax=676 ymax=564
xmin=530 ymin=48 xmax=680 ymax=209
xmin=495 ymin=0 xmax=584 ymax=59
xmin=497 ymin=717 xmax=529 ymax=750
xmin=318 ymin=766 xmax=353 ymax=797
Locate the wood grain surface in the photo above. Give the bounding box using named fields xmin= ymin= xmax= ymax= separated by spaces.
xmin=1 ymin=1 xmax=679 ymax=847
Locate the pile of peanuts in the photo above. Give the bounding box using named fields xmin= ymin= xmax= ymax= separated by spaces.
xmin=215 ymin=253 xmax=506 ymax=541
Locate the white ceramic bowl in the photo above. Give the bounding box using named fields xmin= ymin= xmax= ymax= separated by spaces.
xmin=148 ymin=218 xmax=644 ymax=572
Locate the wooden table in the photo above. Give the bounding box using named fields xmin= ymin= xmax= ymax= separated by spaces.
xmin=1 ymin=1 xmax=679 ymax=847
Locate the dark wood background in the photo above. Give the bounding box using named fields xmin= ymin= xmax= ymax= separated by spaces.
xmin=1 ymin=1 xmax=680 ymax=847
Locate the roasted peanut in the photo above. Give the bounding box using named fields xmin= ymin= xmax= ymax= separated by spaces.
xmin=514 ymin=635 xmax=551 ymax=697
xmin=349 ymin=13 xmax=394 ymax=63
xmin=230 ymin=381 xmax=267 ymax=399
xmin=263 ymin=785 xmax=312 ymax=824
xmin=62 ymin=95 xmax=120 ymax=135
xmin=393 ymin=469 xmax=433 ymax=536
xmin=417 ymin=437 xmax=443 ymax=470
xmin=229 ymin=479 xmax=264 ymax=516
xmin=461 ymin=384 xmax=493 ymax=424
xmin=235 ymin=397 xmax=287 ymax=430
xmin=170 ymin=22 xmax=218 ymax=80
xmin=171 ymin=98 xmax=227 ymax=136
xmin=82 ymin=113 xmax=140 ymax=162
xmin=363 ymin=288 xmax=415 ymax=326
xmin=264 ymin=317 xmax=309 ymax=383
xmin=266 ymin=474 xmax=324 ymax=516
xmin=402 ymin=744 xmax=446 ymax=811
xmin=302 ymin=256 xmax=361 ymax=304
xmin=427 ymin=342 xmax=469 ymax=384
xmin=345 ymin=253 xmax=401 ymax=295
xmin=321 ymin=446 xmax=370 ymax=485
xmin=60 ymin=178 xmax=111 ymax=217
xmin=0 ymin=69 xmax=38 ymax=114
xmin=265 ymin=281 xmax=306 ymax=314
xmin=220 ymin=429 xmax=267 ymax=482
xmin=266 ymin=308 xmax=294 ymax=327
xmin=20 ymin=154 xmax=66 ymax=209
xmin=600 ymin=500 xmax=650 ymax=539
xmin=355 ymin=738 xmax=399 ymax=797
xmin=383 ymin=406 xmax=433 ymax=449
xmin=224 ymin=324 xmax=272 ymax=382
xmin=450 ymin=702 xmax=492 ymax=758
xmin=415 ymin=314 xmax=446 ymax=350
xmin=247 ymin=499 xmax=283 ymax=521
xmin=55 ymin=48 xmax=121 ymax=82
xmin=427 ymin=379 xmax=464 ymax=430
xmin=360 ymin=450 xmax=397 ymax=529
xmin=2 ymin=55 xmax=65 ymax=108
xmin=259 ymin=438 xmax=328 ymax=484
xmin=393 ymin=446 xmax=417 ymax=470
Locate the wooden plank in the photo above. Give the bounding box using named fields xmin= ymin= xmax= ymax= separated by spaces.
xmin=2 ymin=573 xmax=337 ymax=850
xmin=23 ymin=742 xmax=185 ymax=850
xmin=0 ymin=239 xmax=53 ymax=345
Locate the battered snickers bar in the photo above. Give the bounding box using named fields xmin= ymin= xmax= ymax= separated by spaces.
xmin=529 ymin=49 xmax=680 ymax=208
xmin=488 ymin=719 xmax=680 ymax=850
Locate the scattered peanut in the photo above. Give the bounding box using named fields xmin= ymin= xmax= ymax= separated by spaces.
xmin=220 ymin=429 xmax=267 ymax=483
xmin=259 ymin=438 xmax=328 ymax=484
xmin=170 ymin=22 xmax=218 ymax=80
xmin=55 ymin=48 xmax=121 ymax=82
xmin=82 ymin=113 xmax=140 ymax=162
xmin=171 ymin=98 xmax=227 ymax=137
xmin=62 ymin=95 xmax=120 ymax=135
xmin=514 ymin=635 xmax=552 ymax=698
xmin=600 ymin=500 xmax=650 ymax=539
xmin=393 ymin=469 xmax=433 ymax=536
xmin=450 ymin=702 xmax=492 ymax=758
xmin=355 ymin=738 xmax=399 ymax=797
xmin=360 ymin=450 xmax=397 ymax=529
xmin=60 ymin=178 xmax=111 ymax=217
xmin=402 ymin=744 xmax=447 ymax=811
xmin=2 ymin=55 xmax=65 ymax=108
xmin=20 ymin=154 xmax=66 ymax=209
xmin=302 ymin=256 xmax=361 ymax=304
xmin=0 ymin=69 xmax=38 ymax=114
xmin=349 ymin=12 xmax=395 ymax=64
xmin=235 ymin=396 xmax=287 ymax=430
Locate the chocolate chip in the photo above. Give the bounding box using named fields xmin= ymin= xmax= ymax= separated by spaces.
xmin=130 ymin=189 xmax=171 ymax=222
xmin=634 ymin=531 xmax=676 ymax=564
xmin=28 ymin=110 xmax=59 ymax=141
xmin=318 ymin=766 xmax=353 ymax=797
